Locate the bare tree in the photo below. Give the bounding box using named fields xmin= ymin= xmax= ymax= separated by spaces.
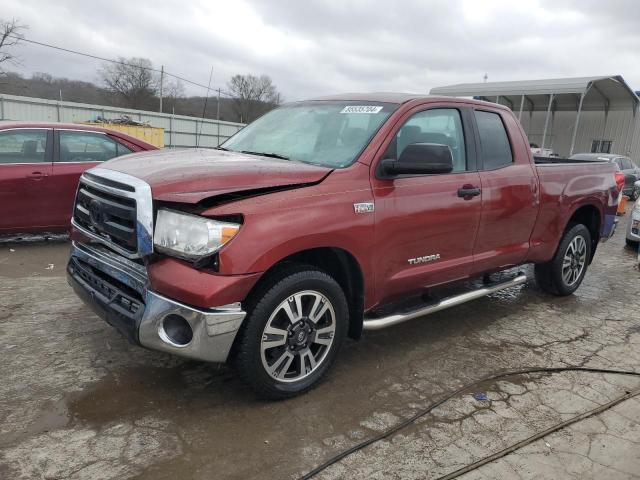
xmin=162 ymin=77 xmax=185 ymax=113
xmin=227 ymin=74 xmax=281 ymax=122
xmin=0 ymin=18 xmax=27 ymax=74
xmin=98 ymin=57 xmax=157 ymax=109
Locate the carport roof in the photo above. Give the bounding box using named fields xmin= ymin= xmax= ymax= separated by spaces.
xmin=430 ymin=75 xmax=639 ymax=111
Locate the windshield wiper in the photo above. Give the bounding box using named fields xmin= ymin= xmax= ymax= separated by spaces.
xmin=215 ymin=146 xmax=229 ymax=151
xmin=241 ymin=150 xmax=290 ymax=160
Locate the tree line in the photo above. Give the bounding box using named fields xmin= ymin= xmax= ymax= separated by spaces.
xmin=0 ymin=18 xmax=282 ymax=123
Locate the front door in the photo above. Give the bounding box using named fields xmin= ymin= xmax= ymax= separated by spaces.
xmin=0 ymin=128 xmax=53 ymax=233
xmin=371 ymin=106 xmax=482 ymax=304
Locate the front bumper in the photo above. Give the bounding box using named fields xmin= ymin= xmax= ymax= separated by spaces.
xmin=67 ymin=242 xmax=246 ymax=363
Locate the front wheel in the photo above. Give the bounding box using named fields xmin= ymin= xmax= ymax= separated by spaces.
xmin=234 ymin=266 xmax=348 ymax=400
xmin=535 ymin=223 xmax=592 ymax=296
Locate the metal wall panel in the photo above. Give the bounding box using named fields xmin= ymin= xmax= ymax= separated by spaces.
xmin=0 ymin=93 xmax=245 ymax=148
xmin=502 ymin=100 xmax=639 ymax=159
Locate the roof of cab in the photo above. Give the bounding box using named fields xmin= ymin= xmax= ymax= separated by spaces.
xmin=308 ymin=92 xmax=510 ymax=110
xmin=0 ymin=121 xmax=120 ymax=131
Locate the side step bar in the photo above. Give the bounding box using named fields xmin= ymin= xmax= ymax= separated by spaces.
xmin=363 ymin=273 xmax=527 ymax=331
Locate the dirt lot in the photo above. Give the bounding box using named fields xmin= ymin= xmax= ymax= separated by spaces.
xmin=1 ymin=211 xmax=639 ymax=480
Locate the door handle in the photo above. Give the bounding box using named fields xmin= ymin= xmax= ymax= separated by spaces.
xmin=457 ymin=185 xmax=481 ymax=199
xmin=27 ymin=171 xmax=47 ymax=180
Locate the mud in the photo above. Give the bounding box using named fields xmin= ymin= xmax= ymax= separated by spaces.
xmin=1 ymin=208 xmax=639 ymax=479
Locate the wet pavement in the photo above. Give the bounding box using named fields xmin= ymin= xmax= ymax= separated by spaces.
xmin=1 ymin=210 xmax=639 ymax=480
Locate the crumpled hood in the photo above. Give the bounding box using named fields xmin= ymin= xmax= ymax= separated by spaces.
xmin=100 ymin=148 xmax=333 ymax=203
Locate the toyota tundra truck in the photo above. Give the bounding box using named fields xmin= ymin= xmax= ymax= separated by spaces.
xmin=67 ymin=94 xmax=619 ymax=399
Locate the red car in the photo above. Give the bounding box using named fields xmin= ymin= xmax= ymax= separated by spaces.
xmin=0 ymin=122 xmax=157 ymax=234
xmin=67 ymin=94 xmax=619 ymax=398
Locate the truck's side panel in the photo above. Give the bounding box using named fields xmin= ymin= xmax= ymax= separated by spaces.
xmin=199 ymin=162 xmax=378 ymax=309
xmin=526 ymin=163 xmax=617 ymax=263
xmin=471 ymin=108 xmax=540 ymax=274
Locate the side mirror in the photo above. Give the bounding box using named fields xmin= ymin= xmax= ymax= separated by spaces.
xmin=381 ymin=143 xmax=454 ymax=177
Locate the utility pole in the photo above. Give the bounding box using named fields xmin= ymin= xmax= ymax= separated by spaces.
xmin=197 ymin=66 xmax=214 ymax=148
xmin=217 ymin=88 xmax=221 ymax=146
xmin=216 ymin=88 xmax=221 ymax=120
xmin=159 ymin=65 xmax=164 ymax=113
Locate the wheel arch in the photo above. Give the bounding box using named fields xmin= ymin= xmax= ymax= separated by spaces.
xmin=565 ymin=203 xmax=601 ymax=262
xmin=243 ymin=247 xmax=366 ymax=340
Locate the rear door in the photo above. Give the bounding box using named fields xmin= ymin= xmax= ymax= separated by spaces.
xmin=470 ymin=109 xmax=539 ymax=274
xmin=49 ymin=129 xmax=133 ymax=229
xmin=371 ymin=105 xmax=482 ymax=303
xmin=0 ymin=128 xmax=54 ymax=233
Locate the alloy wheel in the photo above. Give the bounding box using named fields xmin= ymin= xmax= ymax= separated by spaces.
xmin=562 ymin=235 xmax=587 ymax=286
xmin=260 ymin=290 xmax=336 ymax=382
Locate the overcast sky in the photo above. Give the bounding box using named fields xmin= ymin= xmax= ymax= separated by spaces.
xmin=3 ymin=0 xmax=640 ymax=100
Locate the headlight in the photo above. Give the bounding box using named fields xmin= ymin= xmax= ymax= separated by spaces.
xmin=154 ymin=209 xmax=240 ymax=261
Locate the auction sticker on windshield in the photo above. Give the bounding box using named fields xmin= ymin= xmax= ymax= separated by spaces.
xmin=340 ymin=106 xmax=383 ymax=114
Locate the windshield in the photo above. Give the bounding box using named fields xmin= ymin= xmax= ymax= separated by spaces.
xmin=222 ymin=101 xmax=397 ymax=168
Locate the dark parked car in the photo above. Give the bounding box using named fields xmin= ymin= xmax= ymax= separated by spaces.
xmin=570 ymin=153 xmax=640 ymax=200
xmin=0 ymin=122 xmax=157 ymax=234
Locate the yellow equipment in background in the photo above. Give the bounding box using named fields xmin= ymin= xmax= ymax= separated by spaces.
xmin=81 ymin=122 xmax=165 ymax=148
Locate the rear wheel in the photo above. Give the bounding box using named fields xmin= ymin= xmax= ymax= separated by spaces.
xmin=626 ymin=238 xmax=639 ymax=249
xmin=535 ymin=223 xmax=591 ymax=296
xmin=234 ymin=266 xmax=348 ymax=400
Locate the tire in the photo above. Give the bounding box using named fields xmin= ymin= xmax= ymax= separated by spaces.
xmin=234 ymin=265 xmax=348 ymax=400
xmin=626 ymin=238 xmax=639 ymax=249
xmin=535 ymin=223 xmax=591 ymax=296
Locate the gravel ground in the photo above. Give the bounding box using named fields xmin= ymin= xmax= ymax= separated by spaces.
xmin=1 ymin=209 xmax=639 ymax=480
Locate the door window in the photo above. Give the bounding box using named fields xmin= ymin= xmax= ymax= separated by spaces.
xmin=58 ymin=131 xmax=119 ymax=162
xmin=392 ymin=108 xmax=467 ymax=172
xmin=474 ymin=111 xmax=513 ymax=169
xmin=620 ymin=158 xmax=633 ymax=170
xmin=116 ymin=142 xmax=133 ymax=156
xmin=0 ymin=129 xmax=48 ymax=164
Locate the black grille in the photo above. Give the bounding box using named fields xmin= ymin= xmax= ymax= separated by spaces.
xmin=70 ymin=257 xmax=143 ymax=315
xmin=74 ymin=178 xmax=138 ymax=254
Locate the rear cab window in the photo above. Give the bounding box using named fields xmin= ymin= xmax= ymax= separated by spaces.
xmin=474 ymin=110 xmax=513 ymax=170
xmin=0 ymin=129 xmax=49 ymax=164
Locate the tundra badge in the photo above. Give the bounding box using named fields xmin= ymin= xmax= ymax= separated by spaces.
xmin=353 ymin=202 xmax=375 ymax=214
xmin=408 ymin=254 xmax=441 ymax=265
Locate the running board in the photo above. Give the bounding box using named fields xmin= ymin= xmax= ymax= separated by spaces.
xmin=363 ymin=273 xmax=527 ymax=331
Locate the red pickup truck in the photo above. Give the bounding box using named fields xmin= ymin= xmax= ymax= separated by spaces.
xmin=0 ymin=122 xmax=156 ymax=234
xmin=67 ymin=94 xmax=619 ymax=399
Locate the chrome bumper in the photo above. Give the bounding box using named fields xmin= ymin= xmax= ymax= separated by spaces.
xmin=67 ymin=241 xmax=246 ymax=363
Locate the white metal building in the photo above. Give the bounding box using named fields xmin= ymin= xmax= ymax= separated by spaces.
xmin=430 ymin=76 xmax=640 ymax=159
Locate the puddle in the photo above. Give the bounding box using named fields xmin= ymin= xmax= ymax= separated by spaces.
xmin=68 ymin=366 xmax=194 ymax=425
xmin=1 ymin=396 xmax=71 ymax=447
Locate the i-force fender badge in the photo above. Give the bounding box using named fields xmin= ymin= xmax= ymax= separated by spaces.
xmin=408 ymin=254 xmax=441 ymax=265
xmin=354 ymin=202 xmax=375 ymax=214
